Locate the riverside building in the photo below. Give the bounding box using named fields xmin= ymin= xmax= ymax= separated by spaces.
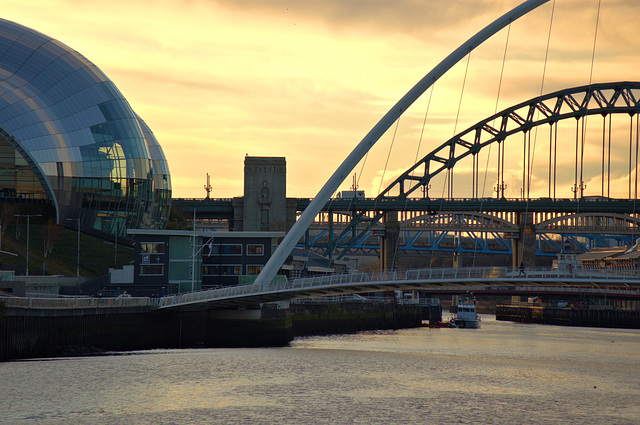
xmin=0 ymin=18 xmax=171 ymax=238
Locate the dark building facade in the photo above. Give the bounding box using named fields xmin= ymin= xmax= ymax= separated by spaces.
xmin=126 ymin=229 xmax=284 ymax=296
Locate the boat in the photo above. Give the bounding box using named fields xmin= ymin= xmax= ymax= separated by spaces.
xmin=450 ymin=296 xmax=481 ymax=328
xmin=422 ymin=321 xmax=453 ymax=328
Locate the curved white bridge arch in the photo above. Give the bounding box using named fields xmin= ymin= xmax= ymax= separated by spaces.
xmin=255 ymin=0 xmax=550 ymax=285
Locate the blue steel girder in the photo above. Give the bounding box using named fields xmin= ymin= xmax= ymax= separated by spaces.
xmin=308 ymin=229 xmax=328 ymax=247
xmin=301 ymin=226 xmax=634 ymax=257
xmin=327 ymin=210 xmax=386 ymax=259
xmin=379 ymin=81 xmax=640 ymax=200
xmin=538 ymin=233 xmax=563 ymax=253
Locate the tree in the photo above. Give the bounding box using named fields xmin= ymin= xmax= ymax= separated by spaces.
xmin=0 ymin=204 xmax=15 ymax=251
xmin=42 ymin=219 xmax=62 ymax=258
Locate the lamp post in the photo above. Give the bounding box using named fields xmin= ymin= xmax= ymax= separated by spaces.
xmin=104 ymin=218 xmax=119 ymax=269
xmin=65 ymin=218 xmax=80 ymax=277
xmin=15 ymin=214 xmax=42 ymax=276
xmin=114 ymin=221 xmax=118 ymax=269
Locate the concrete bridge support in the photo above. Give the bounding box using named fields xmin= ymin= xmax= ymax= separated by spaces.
xmin=380 ymin=211 xmax=400 ymax=271
xmin=203 ymin=302 xmax=293 ymax=348
xmin=512 ymin=212 xmax=536 ymax=268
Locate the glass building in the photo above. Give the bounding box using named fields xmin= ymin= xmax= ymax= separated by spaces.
xmin=0 ymin=18 xmax=171 ymax=237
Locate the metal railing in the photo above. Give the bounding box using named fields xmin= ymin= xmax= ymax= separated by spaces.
xmin=157 ymin=266 xmax=640 ymax=309
xmin=0 ymin=296 xmax=155 ymax=309
xmin=290 ymin=295 xmax=441 ymax=305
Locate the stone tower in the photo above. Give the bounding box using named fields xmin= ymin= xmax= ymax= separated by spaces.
xmin=241 ymin=156 xmax=287 ymax=231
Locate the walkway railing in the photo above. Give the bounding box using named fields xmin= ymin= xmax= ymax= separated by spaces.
xmin=0 ymin=296 xmax=155 ymax=309
xmin=157 ymin=266 xmax=640 ymax=309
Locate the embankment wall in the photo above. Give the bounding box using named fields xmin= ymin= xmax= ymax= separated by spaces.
xmin=0 ymin=301 xmax=440 ymax=361
xmin=496 ymin=305 xmax=640 ymax=328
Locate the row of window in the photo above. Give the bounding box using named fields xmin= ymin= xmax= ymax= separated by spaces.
xmin=139 ymin=242 xmax=265 ymax=256
xmin=139 ymin=264 xmax=263 ymax=276
xmin=140 ymin=242 xmax=165 ymax=254
xmin=205 ymin=243 xmax=264 ymax=256
xmin=202 ymin=265 xmax=263 ymax=276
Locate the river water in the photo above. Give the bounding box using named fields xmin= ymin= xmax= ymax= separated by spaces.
xmin=1 ymin=316 xmax=639 ymax=424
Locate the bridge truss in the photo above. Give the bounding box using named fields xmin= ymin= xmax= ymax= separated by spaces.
xmin=305 ymin=210 xmax=639 ymax=259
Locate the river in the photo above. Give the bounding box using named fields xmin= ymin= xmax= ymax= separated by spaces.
xmin=1 ymin=316 xmax=639 ymax=424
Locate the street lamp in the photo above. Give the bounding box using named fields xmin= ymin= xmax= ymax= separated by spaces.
xmin=114 ymin=221 xmax=118 ymax=269
xmin=65 ymin=218 xmax=80 ymax=277
xmin=15 ymin=214 xmax=42 ymax=276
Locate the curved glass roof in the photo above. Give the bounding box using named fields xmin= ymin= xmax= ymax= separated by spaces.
xmin=0 ymin=18 xmax=171 ymax=235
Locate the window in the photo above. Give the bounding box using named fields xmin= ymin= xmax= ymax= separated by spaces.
xmin=247 ymin=265 xmax=263 ymax=275
xmin=140 ymin=264 xmax=164 ymax=276
xmin=202 ymin=265 xmax=216 ymax=276
xmin=247 ymin=244 xmax=264 ymax=255
xmin=202 ymin=265 xmax=242 ymax=276
xmin=220 ymin=265 xmax=242 ymax=275
xmin=140 ymin=242 xmax=165 ymax=254
xmin=220 ymin=244 xmax=242 ymax=255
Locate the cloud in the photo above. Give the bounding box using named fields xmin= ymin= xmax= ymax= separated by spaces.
xmin=210 ymin=0 xmax=517 ymax=36
xmin=5 ymin=0 xmax=640 ymax=200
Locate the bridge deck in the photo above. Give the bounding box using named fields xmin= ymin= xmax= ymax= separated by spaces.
xmin=157 ymin=267 xmax=640 ymax=310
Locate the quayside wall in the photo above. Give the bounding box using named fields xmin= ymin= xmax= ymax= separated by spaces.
xmin=0 ymin=305 xmax=179 ymax=361
xmin=496 ymin=305 xmax=640 ymax=329
xmin=291 ymin=301 xmax=441 ymax=336
xmin=0 ymin=299 xmax=440 ymax=361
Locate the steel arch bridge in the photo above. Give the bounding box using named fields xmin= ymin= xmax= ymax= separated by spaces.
xmin=324 ymin=81 xmax=640 ymax=262
xmin=382 ymin=81 xmax=640 ymax=200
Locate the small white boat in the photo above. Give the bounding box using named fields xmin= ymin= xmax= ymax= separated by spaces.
xmin=451 ymin=296 xmax=481 ymax=328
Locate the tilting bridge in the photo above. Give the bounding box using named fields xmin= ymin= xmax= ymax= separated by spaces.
xmin=157 ymin=266 xmax=640 ymax=311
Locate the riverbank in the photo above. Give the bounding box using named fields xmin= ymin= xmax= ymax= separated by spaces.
xmin=496 ymin=304 xmax=640 ymax=328
xmin=0 ymin=299 xmax=441 ymax=361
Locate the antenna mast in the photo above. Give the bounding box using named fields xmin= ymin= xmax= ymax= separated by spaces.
xmin=204 ymin=173 xmax=212 ymax=199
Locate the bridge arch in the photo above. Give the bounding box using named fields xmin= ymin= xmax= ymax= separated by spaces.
xmin=402 ymin=211 xmax=518 ymax=232
xmin=255 ymin=0 xmax=550 ymax=284
xmin=381 ymin=81 xmax=640 ymax=200
xmin=327 ymin=83 xmax=640 ymax=259
xmin=535 ymin=212 xmax=640 ymax=235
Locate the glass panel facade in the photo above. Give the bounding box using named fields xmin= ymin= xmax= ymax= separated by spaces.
xmin=0 ymin=18 xmax=171 ymax=235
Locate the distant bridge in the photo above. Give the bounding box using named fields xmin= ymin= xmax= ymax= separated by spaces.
xmin=172 ymin=196 xmax=640 ymax=259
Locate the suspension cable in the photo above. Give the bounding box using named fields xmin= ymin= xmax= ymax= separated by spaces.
xmin=484 ymin=23 xmax=511 ymax=200
xmin=526 ymin=0 xmax=556 ymax=201
xmin=414 ymin=85 xmax=435 ymax=166
xmin=569 ymin=0 xmax=603 ymax=247
xmin=471 ymin=26 xmax=512 ymax=266
xmin=376 ymin=118 xmax=400 ymax=197
xmin=588 ymin=0 xmax=602 ymax=86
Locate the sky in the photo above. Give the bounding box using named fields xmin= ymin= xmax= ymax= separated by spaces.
xmin=4 ymin=0 xmax=640 ymax=200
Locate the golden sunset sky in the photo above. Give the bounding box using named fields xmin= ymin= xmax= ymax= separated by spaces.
xmin=4 ymin=0 xmax=640 ymax=199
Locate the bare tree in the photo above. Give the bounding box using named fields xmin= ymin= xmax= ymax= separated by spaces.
xmin=42 ymin=219 xmax=62 ymax=258
xmin=0 ymin=204 xmax=15 ymax=251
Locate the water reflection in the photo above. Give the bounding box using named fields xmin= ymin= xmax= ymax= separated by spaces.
xmin=1 ymin=317 xmax=639 ymax=424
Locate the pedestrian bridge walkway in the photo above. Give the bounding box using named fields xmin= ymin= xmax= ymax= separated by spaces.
xmin=157 ymin=267 xmax=640 ymax=311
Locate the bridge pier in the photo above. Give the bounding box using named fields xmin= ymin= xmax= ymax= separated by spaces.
xmin=512 ymin=212 xmax=536 ymax=268
xmin=380 ymin=211 xmax=400 ymax=271
xmin=203 ymin=302 xmax=293 ymax=347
